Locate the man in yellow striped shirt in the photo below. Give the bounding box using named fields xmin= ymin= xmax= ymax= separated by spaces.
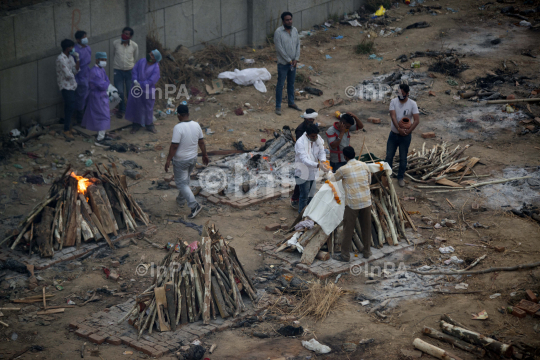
xmin=333 ymin=146 xmax=372 ymax=261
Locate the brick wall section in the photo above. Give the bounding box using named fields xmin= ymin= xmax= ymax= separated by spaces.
xmin=255 ymin=231 xmax=426 ymax=279
xmin=71 ymin=297 xmax=263 ymax=358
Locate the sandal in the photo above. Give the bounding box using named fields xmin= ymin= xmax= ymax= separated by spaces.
xmin=146 ymin=125 xmax=157 ymax=134
xmin=130 ymin=125 xmax=141 ymax=134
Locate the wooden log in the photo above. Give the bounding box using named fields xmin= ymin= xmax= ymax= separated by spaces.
xmin=64 ymin=181 xmax=79 ymax=247
xmin=179 ymin=279 xmax=188 ymax=325
xmin=298 ymin=225 xmax=321 ymax=247
xmin=75 ymin=200 xmax=82 ymax=248
xmin=183 ymin=266 xmax=194 ymax=323
xmin=164 ymin=282 xmax=176 ymax=331
xmin=316 ymin=251 xmax=330 ymax=261
xmin=212 ymin=264 xmax=236 ymax=312
xmin=35 ymin=206 xmax=55 ymax=257
xmin=175 ymin=275 xmax=183 ymax=325
xmin=103 ymin=182 xmax=125 ymax=229
xmin=87 ymin=185 xmax=115 ymax=234
xmin=379 ymin=196 xmax=398 ymax=245
xmin=80 ymin=220 xmax=93 ymax=242
xmin=413 ymin=338 xmax=463 ymax=360
xmin=202 ymin=237 xmax=212 ymax=324
xmin=154 ymin=287 xmax=170 ymax=332
xmin=440 ymin=314 xmax=470 ymax=330
xmin=219 ymin=240 xmax=242 ymax=313
xmin=187 ymin=263 xmax=198 ymax=321
xmin=78 ymin=194 xmax=102 ymax=241
xmin=90 ymin=213 xmax=114 ymax=249
xmin=422 ymin=326 xmax=485 ymax=357
xmin=371 ymin=207 xmax=385 ymax=246
xmin=352 ymin=229 xmax=364 ymax=252
xmin=230 ymin=257 xmax=256 ymax=301
xmin=192 ymin=266 xmax=205 ymax=319
xmin=439 ymin=320 xmax=513 ymax=357
xmin=300 ymin=228 xmax=330 ymax=265
xmin=211 ymin=276 xmax=230 ymax=319
xmin=228 ymin=246 xmax=255 ymax=293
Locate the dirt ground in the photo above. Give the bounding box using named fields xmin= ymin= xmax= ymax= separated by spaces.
xmin=1 ymin=0 xmax=540 ymax=359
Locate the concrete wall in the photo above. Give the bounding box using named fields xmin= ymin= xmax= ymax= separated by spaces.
xmin=0 ymin=0 xmax=147 ymax=132
xmin=0 ymin=0 xmax=362 ymax=132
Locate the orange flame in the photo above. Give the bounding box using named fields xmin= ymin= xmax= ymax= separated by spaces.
xmin=70 ymin=172 xmax=91 ymax=194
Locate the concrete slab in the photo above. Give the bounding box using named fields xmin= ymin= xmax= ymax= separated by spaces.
xmin=73 ymin=116 xmax=132 ymax=137
xmin=0 ymin=16 xmax=15 ymax=64
xmin=222 ymin=0 xmax=248 ymax=36
xmin=53 ymin=0 xmax=91 ymax=45
xmin=256 ymin=234 xmax=426 ymax=279
xmin=0 ymin=61 xmax=38 ymax=120
xmin=13 ymin=5 xmax=56 ymax=58
xmin=38 ymin=105 xmax=59 ymax=125
xmin=164 ymin=1 xmax=194 ymax=49
xmin=90 ymin=0 xmax=127 ymax=38
xmin=193 ymin=0 xmax=221 ymax=45
xmin=289 ymin=0 xmax=329 ymax=14
xmin=38 ymin=55 xmax=63 ymax=109
xmin=301 ymin=3 xmax=329 ymax=30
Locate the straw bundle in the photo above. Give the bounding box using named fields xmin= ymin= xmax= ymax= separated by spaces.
xmin=291 ymin=282 xmax=344 ymax=321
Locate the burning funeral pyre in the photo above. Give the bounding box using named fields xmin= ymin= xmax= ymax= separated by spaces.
xmin=4 ymin=165 xmax=149 ymax=257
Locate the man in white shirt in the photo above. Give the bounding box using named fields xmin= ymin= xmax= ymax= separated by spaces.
xmin=112 ymin=27 xmax=139 ymax=118
xmin=165 ymin=105 xmax=209 ymax=219
xmin=294 ymin=123 xmax=326 ymax=213
xmin=385 ymin=83 xmax=420 ymax=187
xmin=56 ymin=38 xmax=80 ymax=141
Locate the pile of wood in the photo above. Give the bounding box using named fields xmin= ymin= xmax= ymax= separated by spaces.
xmin=276 ymin=171 xmax=415 ymax=265
xmin=2 ymin=164 xmax=149 ymax=257
xmin=413 ymin=314 xmax=514 ymax=360
xmin=394 ymin=142 xmax=484 ymax=187
xmin=119 ymin=222 xmax=255 ymax=337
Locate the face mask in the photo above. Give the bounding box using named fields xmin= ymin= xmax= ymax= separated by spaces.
xmin=81 ymin=38 xmax=88 ymax=45
xmin=121 ymin=34 xmax=130 ymax=41
xmin=398 ymin=93 xmax=406 ymax=100
xmin=69 ymin=49 xmax=75 ymax=54
xmin=99 ymin=61 xmax=107 ymax=67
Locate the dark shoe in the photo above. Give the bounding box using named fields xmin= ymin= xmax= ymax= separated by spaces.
xmin=146 ymin=125 xmax=158 ymax=134
xmin=130 ymin=124 xmax=141 ymax=134
xmin=63 ymin=130 xmax=75 ymax=141
xmin=332 ymin=254 xmax=350 ymax=263
xmin=116 ymin=112 xmax=124 ymax=119
xmin=188 ymin=204 xmax=203 ymax=219
xmin=290 ymin=199 xmax=299 ymax=210
xmin=275 ymin=108 xmax=282 ymax=116
xmin=398 ymin=179 xmax=405 ymax=187
xmin=288 ymin=104 xmax=302 ymax=111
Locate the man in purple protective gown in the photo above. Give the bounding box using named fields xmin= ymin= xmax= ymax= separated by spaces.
xmin=74 ymin=30 xmax=92 ymax=121
xmin=81 ymin=52 xmax=111 ymax=142
xmin=125 ymin=49 xmax=161 ymax=134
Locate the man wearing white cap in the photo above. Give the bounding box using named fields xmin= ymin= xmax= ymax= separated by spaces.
xmin=291 ymin=108 xmax=319 ymax=209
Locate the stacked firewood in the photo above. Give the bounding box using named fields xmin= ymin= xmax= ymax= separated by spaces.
xmin=119 ymin=222 xmax=255 ymax=337
xmin=275 ymin=172 xmax=415 ymax=265
xmin=392 ymin=142 xmax=484 ymax=186
xmin=3 ymin=164 xmax=149 ymax=257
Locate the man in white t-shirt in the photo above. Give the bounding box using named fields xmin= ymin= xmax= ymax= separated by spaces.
xmin=385 ymin=83 xmax=420 ymax=187
xmin=165 ymin=105 xmax=209 ymax=219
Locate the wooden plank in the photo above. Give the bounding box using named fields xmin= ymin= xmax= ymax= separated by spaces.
xmin=79 ymin=194 xmax=102 ymax=241
xmin=436 ymin=178 xmax=464 ymax=188
xmin=87 ymin=185 xmax=115 ymax=234
xmin=211 ymin=276 xmax=230 ymax=319
xmin=75 ymin=200 xmax=82 ymax=248
xmin=183 ymin=267 xmax=194 ymax=323
xmin=154 ymin=287 xmax=170 ymax=332
xmin=90 ymin=213 xmax=114 ymax=249
xmin=202 ymin=237 xmax=212 ymax=324
xmin=300 ymin=229 xmax=331 ymax=265
xmin=98 ymin=185 xmax=118 ymax=234
xmin=164 ymin=282 xmax=176 ymax=331
xmin=298 ymin=225 xmax=321 ymax=247
xmin=36 ymin=308 xmax=64 ymax=315
xmin=179 ymin=279 xmax=188 ymax=325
